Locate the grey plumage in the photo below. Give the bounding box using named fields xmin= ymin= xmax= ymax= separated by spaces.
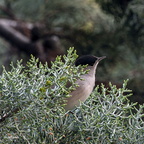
xmin=64 ymin=55 xmax=106 ymax=110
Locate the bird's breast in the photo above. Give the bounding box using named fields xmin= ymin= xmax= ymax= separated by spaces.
xmin=75 ymin=75 xmax=95 ymax=101
xmin=65 ymin=75 xmax=95 ymax=110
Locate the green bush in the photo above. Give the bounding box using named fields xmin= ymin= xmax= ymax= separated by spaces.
xmin=0 ymin=48 xmax=144 ymax=144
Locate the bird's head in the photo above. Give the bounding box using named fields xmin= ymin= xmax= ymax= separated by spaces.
xmin=75 ymin=55 xmax=106 ymax=67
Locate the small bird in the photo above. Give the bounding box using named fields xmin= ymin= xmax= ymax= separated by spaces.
xmin=64 ymin=55 xmax=106 ymax=110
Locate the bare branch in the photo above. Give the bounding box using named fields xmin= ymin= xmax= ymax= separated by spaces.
xmin=0 ymin=19 xmax=65 ymax=63
xmin=0 ymin=19 xmax=37 ymax=55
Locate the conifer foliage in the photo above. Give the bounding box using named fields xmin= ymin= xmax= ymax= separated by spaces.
xmin=0 ymin=48 xmax=144 ymax=143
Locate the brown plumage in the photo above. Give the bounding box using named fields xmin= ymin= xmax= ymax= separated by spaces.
xmin=64 ymin=55 xmax=106 ymax=110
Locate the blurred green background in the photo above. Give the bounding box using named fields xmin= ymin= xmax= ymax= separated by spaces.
xmin=0 ymin=0 xmax=143 ymax=104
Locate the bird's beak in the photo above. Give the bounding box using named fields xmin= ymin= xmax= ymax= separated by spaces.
xmin=93 ymin=56 xmax=106 ymax=66
xmin=97 ymin=56 xmax=106 ymax=62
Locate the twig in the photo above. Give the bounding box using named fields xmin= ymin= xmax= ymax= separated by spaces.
xmin=0 ymin=107 xmax=20 ymax=123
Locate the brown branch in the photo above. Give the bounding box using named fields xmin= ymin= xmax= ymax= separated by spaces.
xmin=0 ymin=19 xmax=38 ymax=55
xmin=0 ymin=19 xmax=65 ymax=63
xmin=0 ymin=19 xmax=34 ymax=30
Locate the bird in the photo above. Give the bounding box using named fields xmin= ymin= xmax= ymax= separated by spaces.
xmin=64 ymin=55 xmax=106 ymax=110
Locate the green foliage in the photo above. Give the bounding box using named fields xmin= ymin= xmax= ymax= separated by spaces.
xmin=2 ymin=0 xmax=45 ymax=21
xmin=0 ymin=48 xmax=144 ymax=143
xmin=0 ymin=0 xmax=114 ymax=32
xmin=43 ymin=0 xmax=114 ymax=33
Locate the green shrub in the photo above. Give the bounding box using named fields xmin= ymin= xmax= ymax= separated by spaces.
xmin=0 ymin=48 xmax=144 ymax=144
